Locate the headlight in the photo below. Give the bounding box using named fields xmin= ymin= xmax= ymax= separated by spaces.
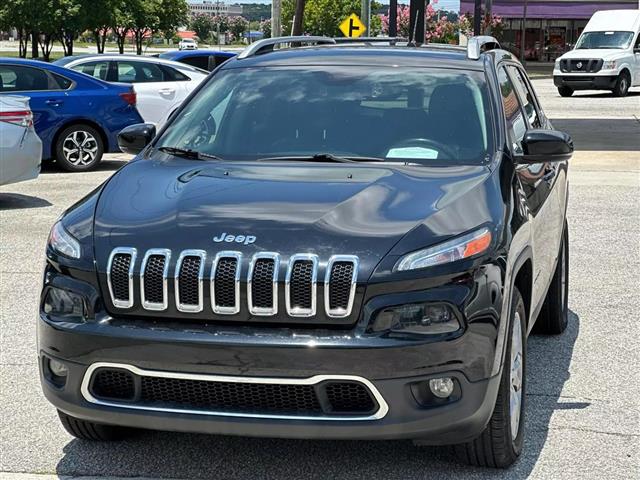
xmin=395 ymin=227 xmax=491 ymax=271
xmin=603 ymin=60 xmax=617 ymax=70
xmin=370 ymin=303 xmax=461 ymax=335
xmin=48 ymin=221 xmax=81 ymax=259
xmin=554 ymin=59 xmax=561 ymax=68
xmin=43 ymin=287 xmax=85 ymax=321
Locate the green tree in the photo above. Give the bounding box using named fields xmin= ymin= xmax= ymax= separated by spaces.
xmin=157 ymin=0 xmax=189 ymax=39
xmin=228 ymin=15 xmax=248 ymax=42
xmin=129 ymin=0 xmax=160 ymax=55
xmin=282 ymin=0 xmax=380 ymax=37
xmin=189 ymin=13 xmax=214 ymax=41
xmin=0 ymin=0 xmax=46 ymax=58
xmin=112 ymin=0 xmax=134 ymax=54
xmin=52 ymin=0 xmax=86 ymax=56
xmin=83 ymin=0 xmax=117 ymax=53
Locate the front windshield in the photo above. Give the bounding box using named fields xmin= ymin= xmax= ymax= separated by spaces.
xmin=156 ymin=66 xmax=492 ymax=165
xmin=575 ymin=31 xmax=634 ymax=49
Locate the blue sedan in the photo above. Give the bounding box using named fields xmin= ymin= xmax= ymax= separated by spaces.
xmin=158 ymin=50 xmax=235 ymax=71
xmin=0 ymin=58 xmax=143 ymax=171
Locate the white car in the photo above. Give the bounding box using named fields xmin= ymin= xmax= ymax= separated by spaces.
xmin=0 ymin=96 xmax=41 ymax=187
xmin=553 ymin=9 xmax=640 ymax=97
xmin=54 ymin=55 xmax=208 ymax=123
xmin=179 ymin=38 xmax=198 ymax=51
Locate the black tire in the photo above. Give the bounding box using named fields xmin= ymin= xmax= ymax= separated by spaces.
xmin=455 ymin=288 xmax=526 ymax=468
xmin=535 ymin=224 xmax=569 ymax=334
xmin=55 ymin=124 xmax=104 ymax=172
xmin=557 ymin=86 xmax=573 ymax=97
xmin=612 ymin=71 xmax=631 ymax=97
xmin=58 ymin=410 xmax=132 ymax=441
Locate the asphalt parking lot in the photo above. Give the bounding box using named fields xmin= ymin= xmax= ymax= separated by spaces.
xmin=0 ymin=79 xmax=638 ymax=480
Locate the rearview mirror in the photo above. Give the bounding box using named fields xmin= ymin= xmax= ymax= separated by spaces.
xmin=515 ymin=129 xmax=573 ymax=164
xmin=118 ymin=123 xmax=156 ymax=155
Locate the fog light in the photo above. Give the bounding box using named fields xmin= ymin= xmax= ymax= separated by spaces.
xmin=370 ymin=303 xmax=461 ymax=335
xmin=43 ymin=287 xmax=85 ymax=321
xmin=429 ymin=377 xmax=454 ymax=398
xmin=49 ymin=358 xmax=68 ymax=377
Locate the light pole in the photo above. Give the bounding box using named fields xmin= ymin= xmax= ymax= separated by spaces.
xmin=361 ymin=0 xmax=371 ymax=35
xmin=272 ymin=0 xmax=282 ymax=38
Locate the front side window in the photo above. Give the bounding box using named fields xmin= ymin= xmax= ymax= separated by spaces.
xmin=498 ymin=66 xmax=526 ymax=155
xmin=576 ymin=31 xmax=634 ymax=49
xmin=507 ymin=66 xmax=541 ymax=128
xmin=0 ymin=65 xmax=50 ymax=92
xmin=116 ymin=61 xmax=165 ymax=83
xmin=71 ymin=61 xmax=109 ymax=80
xmin=156 ymin=66 xmax=492 ymax=165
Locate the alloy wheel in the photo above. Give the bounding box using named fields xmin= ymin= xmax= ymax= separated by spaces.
xmin=510 ymin=312 xmax=523 ymax=440
xmin=62 ymin=130 xmax=99 ymax=166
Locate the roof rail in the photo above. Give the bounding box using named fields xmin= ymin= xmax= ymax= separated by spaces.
xmin=333 ymin=37 xmax=407 ymax=45
xmin=237 ymin=36 xmax=336 ymax=59
xmin=467 ymin=36 xmax=501 ymax=60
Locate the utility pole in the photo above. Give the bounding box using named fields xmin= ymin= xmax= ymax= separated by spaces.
xmin=361 ymin=0 xmax=371 ymax=35
xmin=520 ymin=0 xmax=528 ymax=64
xmin=272 ymin=0 xmax=282 ymax=38
xmin=292 ymin=0 xmax=306 ymax=36
xmin=485 ymin=0 xmax=493 ymax=34
xmin=473 ymin=0 xmax=482 ymax=36
xmin=389 ymin=0 xmax=397 ymax=37
xmin=409 ymin=0 xmax=427 ymax=46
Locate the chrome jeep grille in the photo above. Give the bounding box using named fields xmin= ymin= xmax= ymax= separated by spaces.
xmin=107 ymin=248 xmax=358 ymax=319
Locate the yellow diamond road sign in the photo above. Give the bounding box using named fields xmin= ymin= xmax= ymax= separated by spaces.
xmin=339 ymin=13 xmax=366 ymax=38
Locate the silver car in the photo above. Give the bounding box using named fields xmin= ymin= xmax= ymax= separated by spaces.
xmin=0 ymin=95 xmax=41 ymax=187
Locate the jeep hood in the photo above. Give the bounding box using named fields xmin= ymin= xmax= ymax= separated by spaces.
xmin=93 ymin=157 xmax=496 ymax=278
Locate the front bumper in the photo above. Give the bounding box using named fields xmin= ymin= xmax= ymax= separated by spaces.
xmin=39 ymin=314 xmax=501 ymax=443
xmin=553 ymin=74 xmax=618 ymax=90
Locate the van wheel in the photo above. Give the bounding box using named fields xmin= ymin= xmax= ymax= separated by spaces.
xmin=535 ymin=224 xmax=569 ymax=334
xmin=58 ymin=410 xmax=133 ymax=441
xmin=612 ymin=71 xmax=630 ymax=97
xmin=55 ymin=124 xmax=104 ymax=172
xmin=455 ymin=288 xmax=526 ymax=468
xmin=557 ymin=86 xmax=573 ymax=97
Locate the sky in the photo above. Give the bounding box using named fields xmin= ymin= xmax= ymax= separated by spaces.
xmin=187 ymin=1 xmax=461 ymax=13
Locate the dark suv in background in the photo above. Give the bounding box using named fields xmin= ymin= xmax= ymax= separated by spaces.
xmin=39 ymin=36 xmax=572 ymax=468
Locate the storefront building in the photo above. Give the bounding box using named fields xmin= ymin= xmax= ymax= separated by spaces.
xmin=459 ymin=0 xmax=639 ymax=61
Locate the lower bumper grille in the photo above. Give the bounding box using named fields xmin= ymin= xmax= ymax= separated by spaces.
xmin=83 ymin=363 xmax=387 ymax=421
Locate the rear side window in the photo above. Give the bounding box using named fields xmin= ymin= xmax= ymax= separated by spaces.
xmin=71 ymin=61 xmax=109 ymax=80
xmin=506 ymin=66 xmax=541 ymax=128
xmin=498 ymin=66 xmax=527 ymax=154
xmin=180 ymin=56 xmax=210 ymax=70
xmin=161 ymin=65 xmax=190 ymax=81
xmin=116 ymin=61 xmax=166 ymax=83
xmin=52 ymin=73 xmax=73 ymax=90
xmin=0 ymin=65 xmax=50 ymax=92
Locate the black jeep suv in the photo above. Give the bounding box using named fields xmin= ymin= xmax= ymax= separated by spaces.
xmin=39 ymin=36 xmax=572 ymax=468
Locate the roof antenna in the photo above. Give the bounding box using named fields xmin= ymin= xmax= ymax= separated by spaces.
xmin=408 ymin=9 xmax=420 ymax=47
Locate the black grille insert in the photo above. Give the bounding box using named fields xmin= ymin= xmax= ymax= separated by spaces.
xmin=325 ymin=381 xmax=376 ymax=413
xmin=143 ymin=255 xmax=166 ymax=305
xmin=213 ymin=257 xmax=238 ymax=308
xmin=329 ymin=261 xmax=354 ymax=310
xmin=110 ymin=253 xmax=132 ymax=301
xmin=290 ymin=260 xmax=314 ymax=309
xmin=88 ymin=368 xmax=379 ymax=417
xmin=251 ymin=258 xmax=275 ymax=309
xmin=91 ymin=369 xmax=135 ymax=401
xmin=178 ymin=256 xmax=202 ymax=307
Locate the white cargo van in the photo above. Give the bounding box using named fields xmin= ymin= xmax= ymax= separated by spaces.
xmin=553 ymin=9 xmax=640 ymax=97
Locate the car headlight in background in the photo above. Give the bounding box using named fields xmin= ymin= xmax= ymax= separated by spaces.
xmin=603 ymin=60 xmax=617 ymax=70
xmin=43 ymin=287 xmax=85 ymax=321
xmin=370 ymin=303 xmax=461 ymax=335
xmin=394 ymin=227 xmax=492 ymax=271
xmin=48 ymin=221 xmax=81 ymax=259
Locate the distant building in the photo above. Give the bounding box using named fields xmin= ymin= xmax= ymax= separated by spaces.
xmin=188 ymin=1 xmax=242 ymax=17
xmin=460 ymin=0 xmax=639 ymax=60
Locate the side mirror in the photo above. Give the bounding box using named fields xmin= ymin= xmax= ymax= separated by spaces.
xmin=515 ymin=129 xmax=573 ymax=164
xmin=117 ymin=123 xmax=156 ymax=155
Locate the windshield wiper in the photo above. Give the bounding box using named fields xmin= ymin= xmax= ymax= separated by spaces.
xmin=257 ymin=153 xmax=385 ymax=163
xmin=158 ymin=146 xmax=222 ymax=161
